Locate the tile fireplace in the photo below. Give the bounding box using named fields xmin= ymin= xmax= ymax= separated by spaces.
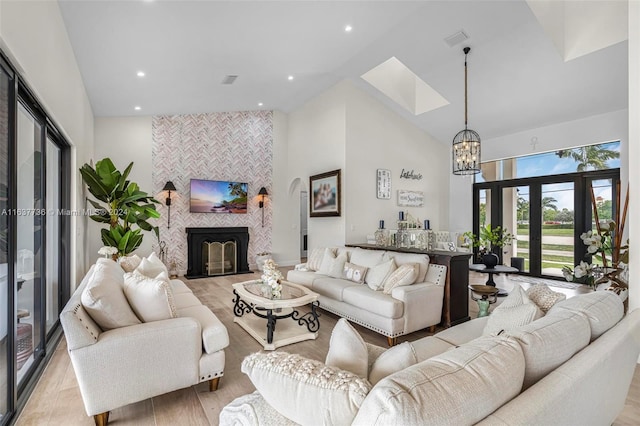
xmin=185 ymin=227 xmax=251 ymax=278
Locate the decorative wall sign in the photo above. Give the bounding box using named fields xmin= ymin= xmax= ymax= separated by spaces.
xmin=397 ymin=190 xmax=424 ymax=207
xmin=310 ymin=169 xmax=341 ymax=217
xmin=376 ymin=169 xmax=391 ymax=199
xmin=400 ymin=169 xmax=423 ymax=180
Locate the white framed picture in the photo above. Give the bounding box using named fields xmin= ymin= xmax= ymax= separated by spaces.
xmin=397 ymin=190 xmax=424 ymax=207
xmin=376 ymin=169 xmax=391 ymax=199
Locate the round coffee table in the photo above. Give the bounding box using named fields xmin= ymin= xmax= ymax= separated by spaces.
xmin=468 ymin=264 xmax=518 ymax=296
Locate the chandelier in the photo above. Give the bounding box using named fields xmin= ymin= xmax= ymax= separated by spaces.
xmin=452 ymin=46 xmax=481 ymax=175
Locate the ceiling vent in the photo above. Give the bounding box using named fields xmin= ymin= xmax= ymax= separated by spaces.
xmin=444 ymin=30 xmax=469 ymax=48
xmin=221 ymin=75 xmax=238 ymax=85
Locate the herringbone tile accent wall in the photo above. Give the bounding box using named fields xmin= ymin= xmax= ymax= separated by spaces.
xmin=152 ymin=111 xmax=273 ymax=274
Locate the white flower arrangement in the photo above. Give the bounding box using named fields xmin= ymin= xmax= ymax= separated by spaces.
xmin=98 ymin=246 xmax=118 ymax=258
xmin=261 ymin=258 xmax=283 ymax=298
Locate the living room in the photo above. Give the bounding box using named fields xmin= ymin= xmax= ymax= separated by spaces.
xmin=0 ymin=0 xmax=639 ymax=425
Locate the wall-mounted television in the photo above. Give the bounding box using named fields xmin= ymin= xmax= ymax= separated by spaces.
xmin=190 ymin=179 xmax=248 ymax=214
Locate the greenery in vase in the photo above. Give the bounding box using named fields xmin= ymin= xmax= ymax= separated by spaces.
xmin=80 ymin=158 xmax=160 ymax=256
xmin=464 ymin=224 xmax=514 ymax=256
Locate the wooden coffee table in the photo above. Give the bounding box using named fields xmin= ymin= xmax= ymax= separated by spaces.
xmin=232 ymin=280 xmax=321 ymax=350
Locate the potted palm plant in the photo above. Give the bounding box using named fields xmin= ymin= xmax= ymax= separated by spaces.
xmin=80 ymin=158 xmax=161 ymax=257
xmin=464 ymin=224 xmax=514 ymax=268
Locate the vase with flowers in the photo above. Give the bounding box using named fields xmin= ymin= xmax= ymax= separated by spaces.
xmin=260 ymin=258 xmax=283 ymax=299
xmin=563 ymin=184 xmax=629 ymax=309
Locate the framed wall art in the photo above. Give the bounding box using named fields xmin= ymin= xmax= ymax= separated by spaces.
xmin=398 ymin=189 xmax=424 ymax=207
xmin=310 ymin=169 xmax=341 ymax=217
xmin=376 ymin=169 xmax=391 ymax=199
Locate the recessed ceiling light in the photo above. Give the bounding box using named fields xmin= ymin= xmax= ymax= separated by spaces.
xmin=137 ymin=71 xmax=145 ymax=77
xmin=134 ymin=106 xmax=141 ymax=111
xmin=288 ymin=75 xmax=294 ymax=81
xmin=345 ymin=25 xmax=353 ymax=32
xmin=258 ymin=102 xmax=263 ymax=106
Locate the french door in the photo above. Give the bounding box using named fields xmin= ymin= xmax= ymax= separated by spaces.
xmin=473 ymin=169 xmax=619 ymax=279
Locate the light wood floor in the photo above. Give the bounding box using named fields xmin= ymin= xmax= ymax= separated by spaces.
xmin=15 ymin=271 xmax=640 ymax=425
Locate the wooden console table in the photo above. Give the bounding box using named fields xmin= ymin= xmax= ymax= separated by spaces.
xmin=346 ymin=243 xmax=471 ymax=328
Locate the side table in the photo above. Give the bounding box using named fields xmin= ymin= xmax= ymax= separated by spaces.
xmin=469 ymin=285 xmax=499 ymax=317
xmin=468 ymin=264 xmax=518 ymax=296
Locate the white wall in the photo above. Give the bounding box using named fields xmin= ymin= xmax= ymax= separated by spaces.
xmin=271 ymin=110 xmax=299 ymax=265
xmin=628 ymin=0 xmax=639 ymax=314
xmin=0 ymin=0 xmax=95 ymax=285
xmin=93 ymin=116 xmax=154 ymax=263
xmin=344 ymin=82 xmax=449 ymax=242
xmin=449 ymin=109 xmax=629 ymax=236
xmin=285 ymin=83 xmax=347 ymax=253
xmin=284 ymin=80 xmax=449 ymax=259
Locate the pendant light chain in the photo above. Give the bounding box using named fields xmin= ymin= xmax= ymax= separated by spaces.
xmin=452 ymin=46 xmax=481 ymax=175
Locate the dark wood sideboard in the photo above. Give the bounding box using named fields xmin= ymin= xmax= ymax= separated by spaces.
xmin=346 ymin=243 xmax=471 ymax=328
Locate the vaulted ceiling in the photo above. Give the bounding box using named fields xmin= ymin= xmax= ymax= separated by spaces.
xmin=59 ymin=0 xmax=628 ymax=144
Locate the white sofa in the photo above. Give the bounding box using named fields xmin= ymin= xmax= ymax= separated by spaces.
xmin=220 ymin=290 xmax=640 ymax=425
xmin=60 ymin=258 xmax=229 ymax=425
xmin=286 ymin=247 xmax=447 ymax=345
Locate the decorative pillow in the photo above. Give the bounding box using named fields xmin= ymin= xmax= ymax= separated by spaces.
xmin=242 ymin=351 xmax=371 ymax=426
xmin=365 ymin=259 xmax=397 ymax=291
xmin=308 ymin=247 xmax=334 ymax=271
xmin=325 ymin=319 xmax=369 ymax=378
xmin=118 ymin=254 xmax=142 ymax=273
xmin=343 ymin=262 xmax=368 ymax=284
xmin=318 ymin=250 xmax=348 ymax=278
xmin=135 ymin=252 xmax=168 ymax=278
xmin=368 ymin=342 xmax=418 ymax=385
xmin=525 ymin=283 xmax=566 ymax=313
xmin=81 ymin=262 xmax=141 ymax=330
xmin=382 ymin=263 xmax=418 ymax=294
xmin=438 ymin=241 xmax=457 ymax=252
xmin=383 ymin=252 xmax=430 ymax=283
xmin=483 ymin=285 xmax=544 ymax=335
xmin=123 ymin=271 xmax=177 ymax=322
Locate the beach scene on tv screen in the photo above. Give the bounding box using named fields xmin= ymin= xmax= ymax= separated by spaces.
xmin=190 ymin=180 xmax=248 ymax=213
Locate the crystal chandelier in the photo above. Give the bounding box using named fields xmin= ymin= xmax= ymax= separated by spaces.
xmin=452 ymin=47 xmax=481 ymax=175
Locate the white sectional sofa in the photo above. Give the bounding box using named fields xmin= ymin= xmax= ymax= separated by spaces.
xmin=286 ymin=247 xmax=447 ymax=345
xmin=221 ymin=290 xmax=640 ymax=425
xmin=60 ymin=257 xmax=229 ymax=425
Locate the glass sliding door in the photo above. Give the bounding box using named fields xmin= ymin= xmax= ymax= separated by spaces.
xmin=503 ymin=186 xmax=530 ymax=273
xmin=45 ymin=138 xmax=60 ymax=335
xmin=588 ymin=178 xmax=615 ymax=267
xmin=16 ymin=103 xmax=43 ymax=384
xmin=540 ymin=182 xmax=574 ymax=277
xmin=0 ymin=57 xmax=12 ymax=422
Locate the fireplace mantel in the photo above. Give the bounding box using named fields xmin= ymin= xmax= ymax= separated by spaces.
xmin=185 ymin=227 xmax=251 ymax=279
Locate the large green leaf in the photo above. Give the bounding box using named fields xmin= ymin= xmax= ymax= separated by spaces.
xmin=95 ymin=158 xmax=118 ymax=191
xmin=79 ymin=164 xmax=110 ymax=201
xmin=117 ymin=162 xmax=134 ymax=192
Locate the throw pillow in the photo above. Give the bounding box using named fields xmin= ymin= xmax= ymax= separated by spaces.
xmin=118 ymin=254 xmax=142 ymax=273
xmin=525 ymin=283 xmax=566 ymax=313
xmin=368 ymin=342 xmax=418 ymax=385
xmin=325 ymin=318 xmax=369 ymax=379
xmin=365 ymin=259 xmax=396 ymax=291
xmin=308 ymin=247 xmax=334 ymax=271
xmin=438 ymin=241 xmax=457 ymax=252
xmin=483 ymin=285 xmax=544 ymax=335
xmin=135 ymin=252 xmax=168 ymax=278
xmin=342 ymin=262 xmax=368 ymax=284
xmin=123 ymin=271 xmax=177 ymax=322
xmin=318 ymin=249 xmax=348 ymax=278
xmin=382 ymin=263 xmax=419 ymax=294
xmin=81 ymin=262 xmax=141 ymax=330
xmin=242 ymin=351 xmax=371 ymax=426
